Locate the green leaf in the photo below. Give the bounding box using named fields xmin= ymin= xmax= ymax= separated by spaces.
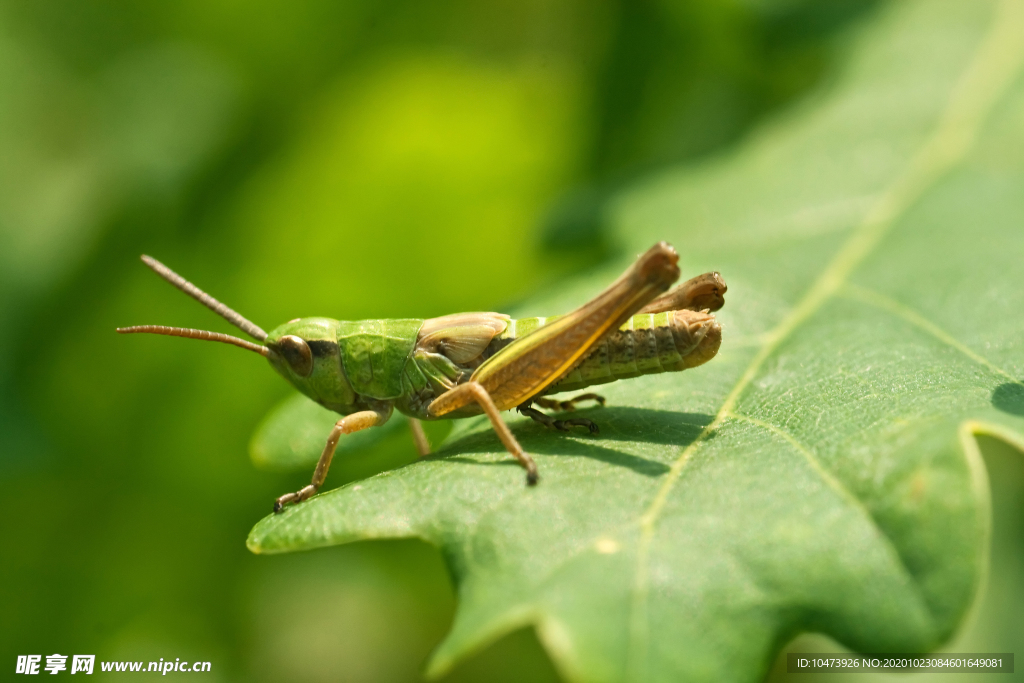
xmin=247 ymin=1 xmax=1024 ymax=681
xmin=250 ymin=391 xmax=408 ymax=471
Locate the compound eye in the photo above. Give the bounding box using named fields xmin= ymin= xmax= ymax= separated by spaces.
xmin=278 ymin=335 xmax=313 ymax=377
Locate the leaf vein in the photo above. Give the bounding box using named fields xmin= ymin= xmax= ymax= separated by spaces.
xmin=840 ymin=283 xmax=1024 ymax=386
xmin=727 ymin=411 xmax=930 ymax=614
xmin=626 ymin=0 xmax=1024 ymax=676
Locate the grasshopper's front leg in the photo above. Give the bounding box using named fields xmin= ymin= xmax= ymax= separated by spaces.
xmin=427 ymin=242 xmax=681 ymax=484
xmin=274 ymin=406 xmax=392 ymax=512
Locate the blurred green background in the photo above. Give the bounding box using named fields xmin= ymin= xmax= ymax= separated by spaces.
xmin=4 ymin=1 xmax=1019 ymax=681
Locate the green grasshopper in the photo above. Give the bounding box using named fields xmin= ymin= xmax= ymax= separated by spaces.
xmin=118 ymin=242 xmax=725 ymax=512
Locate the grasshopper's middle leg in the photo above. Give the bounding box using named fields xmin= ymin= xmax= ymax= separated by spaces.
xmin=409 ymin=418 xmax=430 ymax=456
xmin=274 ymin=408 xmax=390 ymax=513
xmin=427 ymin=381 xmax=538 ymax=485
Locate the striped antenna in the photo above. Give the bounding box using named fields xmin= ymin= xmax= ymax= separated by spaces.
xmin=116 ymin=325 xmax=269 ymax=356
xmin=140 ymin=255 xmax=268 ymax=341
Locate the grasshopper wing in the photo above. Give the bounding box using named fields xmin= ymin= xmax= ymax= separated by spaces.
xmin=417 ymin=312 xmax=510 ymax=364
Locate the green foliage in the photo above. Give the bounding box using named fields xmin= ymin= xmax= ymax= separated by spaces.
xmin=766 ymin=436 xmax=1024 ymax=683
xmin=248 ymin=1 xmax=1024 ymax=681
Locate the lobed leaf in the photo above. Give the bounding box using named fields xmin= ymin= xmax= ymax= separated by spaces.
xmin=248 ymin=1 xmax=1024 ymax=681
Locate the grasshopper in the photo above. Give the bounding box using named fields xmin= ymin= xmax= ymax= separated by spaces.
xmin=118 ymin=242 xmax=725 ymax=512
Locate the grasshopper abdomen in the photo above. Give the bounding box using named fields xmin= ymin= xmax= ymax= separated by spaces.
xmin=490 ymin=308 xmax=721 ymax=397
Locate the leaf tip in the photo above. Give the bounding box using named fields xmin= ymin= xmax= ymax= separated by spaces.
xmin=245 ymin=525 xmax=266 ymax=554
xmin=245 ymin=511 xmax=285 ymax=554
xmin=422 ymin=654 xmax=454 ymax=681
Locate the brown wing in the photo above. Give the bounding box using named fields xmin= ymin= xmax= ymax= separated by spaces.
xmin=417 ymin=312 xmax=510 ymax=364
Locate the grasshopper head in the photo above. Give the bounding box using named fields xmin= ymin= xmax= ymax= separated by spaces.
xmin=117 ymin=256 xmax=354 ymax=412
xmin=264 ymin=318 xmax=356 ymax=411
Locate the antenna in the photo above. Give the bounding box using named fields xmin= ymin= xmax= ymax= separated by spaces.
xmin=140 ymin=255 xmax=268 ymax=341
xmin=116 ymin=325 xmax=269 ymax=356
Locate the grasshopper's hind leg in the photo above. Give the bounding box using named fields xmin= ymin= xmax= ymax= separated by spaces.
xmin=427 ymin=243 xmax=682 ymax=486
xmin=533 ymin=393 xmax=606 ymax=412
xmin=638 ymin=271 xmax=727 ymax=314
xmin=518 ymin=402 xmax=599 ymax=434
xmin=526 ymin=393 xmax=605 ymax=432
xmin=427 ymin=381 xmax=539 ymax=485
xmin=274 ymin=407 xmax=391 ymax=513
